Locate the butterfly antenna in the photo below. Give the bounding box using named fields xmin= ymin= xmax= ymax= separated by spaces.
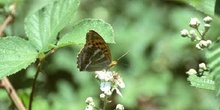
xmin=117 ymin=51 xmax=129 ymax=61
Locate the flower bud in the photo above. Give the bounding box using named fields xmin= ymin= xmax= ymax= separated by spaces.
xmin=196 ymin=40 xmax=212 ymax=50
xmin=206 ymin=40 xmax=212 ymax=46
xmin=100 ymin=93 xmax=106 ymax=100
xmin=189 ymin=17 xmax=200 ymax=28
xmin=199 ymin=63 xmax=208 ymax=71
xmin=203 ymin=16 xmax=212 ymax=23
xmin=189 ymin=30 xmax=197 ymax=41
xmin=196 ymin=43 xmax=202 ymax=50
xmin=85 ymin=97 xmax=94 ymax=104
xmin=116 ymin=104 xmax=125 ymax=110
xmin=186 ymin=69 xmax=197 ymax=75
xmin=204 ymin=24 xmax=211 ymax=31
xmin=180 ymin=29 xmax=189 ymax=37
xmin=105 ymin=90 xmax=112 ymax=96
xmin=85 ymin=105 xmax=94 ymax=110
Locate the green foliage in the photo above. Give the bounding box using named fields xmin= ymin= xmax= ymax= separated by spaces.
xmin=182 ymin=0 xmax=216 ymax=15
xmin=24 ymin=0 xmax=79 ymax=52
xmin=0 ymin=37 xmax=37 ymax=78
xmin=0 ymin=0 xmax=115 ymax=79
xmin=57 ymin=18 xmax=115 ymax=47
xmin=181 ymin=0 xmax=220 ymax=102
xmin=187 ymin=74 xmax=215 ymax=90
xmin=0 ymin=0 xmax=220 ymax=110
xmin=206 ymin=43 xmax=220 ymax=95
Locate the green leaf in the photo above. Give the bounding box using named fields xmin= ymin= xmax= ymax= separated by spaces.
xmin=187 ymin=75 xmax=215 ymax=90
xmin=206 ymin=42 xmax=220 ymax=96
xmin=0 ymin=37 xmax=38 ymax=79
xmin=24 ymin=0 xmax=79 ymax=52
xmin=57 ymin=18 xmax=115 ymax=47
xmin=182 ymin=0 xmax=215 ymax=15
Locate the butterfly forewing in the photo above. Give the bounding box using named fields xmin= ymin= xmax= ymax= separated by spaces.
xmin=77 ymin=30 xmax=113 ymax=71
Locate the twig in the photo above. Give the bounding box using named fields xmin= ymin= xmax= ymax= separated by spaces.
xmin=1 ymin=77 xmax=26 ymax=110
xmin=28 ymin=59 xmax=42 ymax=110
xmin=28 ymin=48 xmax=56 ymax=110
xmin=0 ymin=15 xmax=13 ymax=37
xmin=0 ymin=4 xmax=15 ymax=37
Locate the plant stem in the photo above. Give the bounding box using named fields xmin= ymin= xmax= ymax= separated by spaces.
xmin=0 ymin=4 xmax=15 ymax=37
xmin=28 ymin=58 xmax=43 ymax=110
xmin=1 ymin=77 xmax=26 ymax=110
xmin=28 ymin=48 xmax=56 ymax=110
xmin=195 ymin=27 xmax=205 ymax=40
xmin=103 ymin=97 xmax=108 ymax=110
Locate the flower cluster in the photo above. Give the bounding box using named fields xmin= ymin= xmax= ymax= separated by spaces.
xmin=186 ymin=62 xmax=208 ymax=76
xmin=85 ymin=70 xmax=125 ymax=110
xmin=85 ymin=97 xmax=95 ymax=110
xmin=180 ymin=16 xmax=212 ymax=50
xmin=181 ymin=16 xmax=212 ymax=76
xmin=95 ymin=70 xmax=125 ymax=97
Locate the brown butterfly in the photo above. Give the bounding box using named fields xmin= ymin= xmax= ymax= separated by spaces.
xmin=77 ymin=30 xmax=117 ymax=71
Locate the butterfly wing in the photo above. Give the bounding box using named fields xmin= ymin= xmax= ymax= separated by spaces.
xmin=77 ymin=30 xmax=112 ymax=71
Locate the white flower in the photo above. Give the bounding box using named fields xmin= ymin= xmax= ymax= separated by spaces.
xmin=189 ymin=17 xmax=200 ymax=28
xmin=105 ymin=90 xmax=112 ymax=96
xmin=95 ymin=70 xmax=113 ymax=81
xmin=203 ymin=16 xmax=212 ymax=23
xmin=96 ymin=71 xmax=125 ymax=97
xmin=100 ymin=82 xmax=112 ymax=95
xmin=85 ymin=97 xmax=93 ymax=104
xmin=206 ymin=40 xmax=212 ymax=46
xmin=100 ymin=93 xmax=106 ymax=100
xmin=186 ymin=69 xmax=197 ymax=75
xmin=180 ymin=29 xmax=189 ymax=37
xmin=115 ymin=87 xmax=123 ymax=97
xmin=114 ymin=75 xmax=125 ymax=88
xmin=189 ymin=30 xmax=199 ymax=41
xmin=196 ymin=40 xmax=212 ymax=50
xmin=115 ymin=104 xmax=124 ymax=110
xmin=195 ymin=43 xmax=202 ymax=50
xmin=199 ymin=63 xmax=208 ymax=71
xmin=204 ymin=24 xmax=211 ymax=30
xmin=112 ymin=72 xmax=125 ymax=97
xmin=85 ymin=105 xmax=94 ymax=110
xmin=85 ymin=97 xmax=95 ymax=108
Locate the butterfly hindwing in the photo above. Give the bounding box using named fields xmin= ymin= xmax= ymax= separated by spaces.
xmin=77 ymin=30 xmax=112 ymax=71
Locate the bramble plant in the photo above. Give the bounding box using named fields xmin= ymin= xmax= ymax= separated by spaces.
xmin=180 ymin=16 xmax=216 ymax=91
xmin=85 ymin=71 xmax=125 ymax=110
xmin=0 ymin=0 xmax=125 ymax=110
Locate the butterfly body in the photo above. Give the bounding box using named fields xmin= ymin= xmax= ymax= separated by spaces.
xmin=77 ymin=30 xmax=116 ymax=71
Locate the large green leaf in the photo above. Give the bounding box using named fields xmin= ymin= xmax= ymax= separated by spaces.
xmin=57 ymin=18 xmax=115 ymax=47
xmin=0 ymin=37 xmax=38 ymax=79
xmin=182 ymin=0 xmax=215 ymax=15
xmin=24 ymin=0 xmax=79 ymax=52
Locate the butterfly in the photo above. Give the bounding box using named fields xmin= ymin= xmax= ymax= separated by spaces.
xmin=77 ymin=30 xmax=117 ymax=71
